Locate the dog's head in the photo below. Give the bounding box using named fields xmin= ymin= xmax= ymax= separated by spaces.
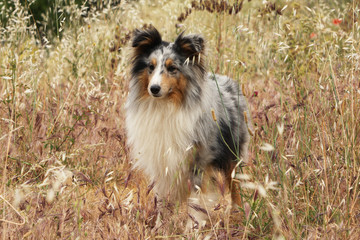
xmin=131 ymin=26 xmax=206 ymax=105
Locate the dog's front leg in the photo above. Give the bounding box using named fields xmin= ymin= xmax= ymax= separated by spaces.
xmin=186 ymin=166 xmax=224 ymax=232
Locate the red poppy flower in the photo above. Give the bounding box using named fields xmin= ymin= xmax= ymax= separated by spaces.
xmin=333 ymin=18 xmax=342 ymax=25
xmin=310 ymin=32 xmax=317 ymax=39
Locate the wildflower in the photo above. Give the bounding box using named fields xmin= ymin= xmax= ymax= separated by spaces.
xmin=253 ymin=91 xmax=258 ymax=97
xmin=332 ymin=18 xmax=342 ymax=25
xmin=310 ymin=32 xmax=317 ymax=39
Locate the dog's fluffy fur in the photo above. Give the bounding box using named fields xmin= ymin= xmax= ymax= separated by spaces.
xmin=125 ymin=27 xmax=250 ymax=224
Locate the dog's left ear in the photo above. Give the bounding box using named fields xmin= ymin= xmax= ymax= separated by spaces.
xmin=174 ymin=32 xmax=205 ymax=58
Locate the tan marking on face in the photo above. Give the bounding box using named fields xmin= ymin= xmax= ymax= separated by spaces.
xmin=160 ymin=72 xmax=187 ymax=106
xmin=151 ymin=58 xmax=157 ymax=68
xmin=138 ymin=69 xmax=150 ymax=99
xmin=165 ymin=58 xmax=173 ymax=68
xmin=138 ymin=58 xmax=157 ymax=99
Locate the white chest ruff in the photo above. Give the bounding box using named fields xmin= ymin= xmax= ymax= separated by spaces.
xmin=126 ymin=100 xmax=200 ymax=197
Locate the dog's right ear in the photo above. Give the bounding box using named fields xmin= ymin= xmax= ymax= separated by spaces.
xmin=132 ymin=26 xmax=162 ymax=53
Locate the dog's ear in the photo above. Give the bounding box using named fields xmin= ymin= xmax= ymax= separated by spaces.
xmin=132 ymin=26 xmax=162 ymax=53
xmin=174 ymin=32 xmax=205 ymax=58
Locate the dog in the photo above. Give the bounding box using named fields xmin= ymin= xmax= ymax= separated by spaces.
xmin=125 ymin=26 xmax=250 ymax=228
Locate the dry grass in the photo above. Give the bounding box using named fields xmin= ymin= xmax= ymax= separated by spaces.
xmin=1 ymin=0 xmax=359 ymax=239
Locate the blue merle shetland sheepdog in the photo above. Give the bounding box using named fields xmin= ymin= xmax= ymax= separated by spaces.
xmin=125 ymin=26 xmax=250 ymax=226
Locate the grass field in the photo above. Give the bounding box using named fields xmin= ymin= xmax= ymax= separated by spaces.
xmin=0 ymin=0 xmax=359 ymax=239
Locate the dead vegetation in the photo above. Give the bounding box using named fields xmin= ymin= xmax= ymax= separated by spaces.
xmin=0 ymin=0 xmax=359 ymax=239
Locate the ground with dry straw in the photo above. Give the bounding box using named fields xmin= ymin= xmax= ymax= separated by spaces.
xmin=0 ymin=0 xmax=359 ymax=239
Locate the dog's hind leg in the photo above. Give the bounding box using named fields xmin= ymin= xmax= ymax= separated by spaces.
xmin=228 ymin=161 xmax=242 ymax=208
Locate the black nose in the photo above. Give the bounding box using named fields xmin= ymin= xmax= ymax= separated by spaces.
xmin=150 ymin=85 xmax=161 ymax=95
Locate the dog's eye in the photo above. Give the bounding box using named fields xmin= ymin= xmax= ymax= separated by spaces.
xmin=149 ymin=64 xmax=155 ymax=72
xmin=167 ymin=66 xmax=177 ymax=73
